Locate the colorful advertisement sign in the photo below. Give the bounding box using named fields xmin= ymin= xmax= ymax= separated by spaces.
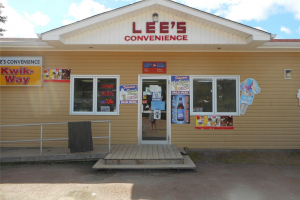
xmin=240 ymin=78 xmax=261 ymax=115
xmin=120 ymin=85 xmax=138 ymax=104
xmin=143 ymin=62 xmax=166 ymax=74
xmin=195 ymin=116 xmax=234 ymax=129
xmin=171 ymin=76 xmax=190 ymax=95
xmin=171 ymin=95 xmax=190 ymax=124
xmin=0 ymin=57 xmax=42 ymax=86
xmin=44 ymin=68 xmax=71 ymax=82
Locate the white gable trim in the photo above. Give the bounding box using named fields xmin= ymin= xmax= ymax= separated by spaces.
xmin=42 ymin=0 xmax=271 ymax=44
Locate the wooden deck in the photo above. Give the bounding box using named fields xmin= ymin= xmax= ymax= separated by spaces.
xmin=93 ymin=145 xmax=196 ymax=170
xmin=105 ymin=145 xmax=183 ymax=165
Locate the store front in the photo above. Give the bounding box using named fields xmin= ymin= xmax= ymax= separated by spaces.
xmin=1 ymin=0 xmax=299 ymax=150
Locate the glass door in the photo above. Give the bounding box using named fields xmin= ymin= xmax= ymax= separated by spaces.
xmin=138 ymin=76 xmax=170 ymax=144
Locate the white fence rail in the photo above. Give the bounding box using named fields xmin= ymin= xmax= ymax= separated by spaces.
xmin=0 ymin=121 xmax=111 ymax=155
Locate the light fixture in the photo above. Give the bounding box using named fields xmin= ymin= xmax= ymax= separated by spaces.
xmin=89 ymin=47 xmax=93 ymax=48
xmin=217 ymin=47 xmax=222 ymax=49
xmin=284 ymin=69 xmax=291 ymax=79
xmin=153 ymin=13 xmax=158 ymax=22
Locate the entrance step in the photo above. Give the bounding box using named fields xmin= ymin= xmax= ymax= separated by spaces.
xmin=92 ymin=144 xmax=196 ymax=170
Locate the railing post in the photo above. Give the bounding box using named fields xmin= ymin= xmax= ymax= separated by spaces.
xmin=109 ymin=121 xmax=111 ymax=153
xmin=40 ymin=124 xmax=43 ymax=156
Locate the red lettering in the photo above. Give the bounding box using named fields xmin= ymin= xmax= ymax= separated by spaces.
xmin=1 ymin=67 xmax=9 ymax=75
xmin=144 ymin=36 xmax=149 ymax=41
xmin=177 ymin=22 xmax=186 ymax=33
xmin=150 ymin=35 xmax=154 ymax=41
xmin=183 ymin=35 xmax=188 ymax=41
xmin=170 ymin=35 xmax=176 ymax=40
xmin=160 ymin=22 xmax=169 ymax=33
xmin=4 ymin=76 xmax=16 ymax=83
xmin=132 ymin=22 xmax=142 ymax=33
xmin=20 ymin=67 xmax=32 ymax=75
xmin=155 ymin=35 xmax=161 ymax=41
xmin=101 ymin=84 xmax=114 ymax=89
xmin=125 ymin=36 xmax=130 ymax=41
xmin=146 ymin=22 xmax=155 ymax=33
xmin=177 ymin=35 xmax=182 ymax=40
xmin=137 ymin=36 xmax=143 ymax=41
xmin=171 ymin=21 xmax=175 ymax=29
xmin=131 ymin=36 xmax=137 ymax=41
xmin=9 ymin=68 xmax=19 ymax=75
xmin=101 ymin=91 xmax=114 ymax=96
xmin=165 ymin=35 xmax=170 ymax=41
xmin=101 ymin=99 xmax=114 ymax=104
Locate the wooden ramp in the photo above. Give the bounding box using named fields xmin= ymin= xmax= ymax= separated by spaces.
xmin=93 ymin=145 xmax=196 ymax=170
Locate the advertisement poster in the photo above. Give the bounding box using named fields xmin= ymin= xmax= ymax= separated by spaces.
xmin=143 ymin=62 xmax=166 ymax=74
xmin=44 ymin=68 xmax=71 ymax=82
xmin=171 ymin=76 xmax=190 ymax=95
xmin=171 ymin=95 xmax=190 ymax=124
xmin=240 ymin=78 xmax=261 ymax=115
xmin=0 ymin=57 xmax=42 ymax=86
xmin=120 ymin=85 xmax=138 ymax=104
xmin=195 ymin=116 xmax=234 ymax=129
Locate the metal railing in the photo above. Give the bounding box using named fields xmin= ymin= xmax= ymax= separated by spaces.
xmin=0 ymin=120 xmax=111 ymax=155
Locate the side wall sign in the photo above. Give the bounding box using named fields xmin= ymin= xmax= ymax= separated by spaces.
xmin=240 ymin=78 xmax=261 ymax=115
xmin=0 ymin=57 xmax=43 ymax=86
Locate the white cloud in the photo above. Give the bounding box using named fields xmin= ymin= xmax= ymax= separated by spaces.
xmin=254 ymin=27 xmax=268 ymax=32
xmin=280 ymin=26 xmax=292 ymax=34
xmin=23 ymin=11 xmax=50 ymax=26
xmin=62 ymin=19 xmax=76 ymax=26
xmin=179 ymin=0 xmax=300 ymax=22
xmin=1 ymin=0 xmax=37 ymax=37
xmin=67 ymin=0 xmax=112 ymax=21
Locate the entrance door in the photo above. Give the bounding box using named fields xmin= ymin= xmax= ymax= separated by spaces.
xmin=138 ymin=76 xmax=171 ymax=144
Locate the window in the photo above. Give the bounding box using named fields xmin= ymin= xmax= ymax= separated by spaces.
xmin=191 ymin=76 xmax=239 ymax=116
xmin=70 ymin=75 xmax=120 ymax=115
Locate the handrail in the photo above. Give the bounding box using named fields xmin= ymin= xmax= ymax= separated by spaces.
xmin=0 ymin=120 xmax=111 ymax=155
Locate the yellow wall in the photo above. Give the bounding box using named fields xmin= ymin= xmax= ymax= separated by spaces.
xmin=1 ymin=51 xmax=299 ymax=149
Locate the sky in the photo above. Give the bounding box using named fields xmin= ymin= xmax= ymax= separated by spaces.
xmin=1 ymin=0 xmax=300 ymax=39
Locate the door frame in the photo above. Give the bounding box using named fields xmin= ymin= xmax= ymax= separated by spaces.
xmin=138 ymin=75 xmax=171 ymax=145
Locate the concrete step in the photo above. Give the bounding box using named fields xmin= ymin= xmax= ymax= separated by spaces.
xmin=93 ymin=155 xmax=196 ymax=170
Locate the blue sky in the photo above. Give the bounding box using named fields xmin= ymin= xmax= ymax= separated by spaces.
xmin=2 ymin=0 xmax=300 ymax=39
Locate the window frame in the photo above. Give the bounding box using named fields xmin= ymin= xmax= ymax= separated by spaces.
xmin=70 ymin=75 xmax=120 ymax=115
xmin=191 ymin=75 xmax=240 ymax=116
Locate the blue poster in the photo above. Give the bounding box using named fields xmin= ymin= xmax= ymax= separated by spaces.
xmin=171 ymin=76 xmax=190 ymax=95
xmin=120 ymin=85 xmax=138 ymax=104
xmin=151 ymin=101 xmax=165 ymax=110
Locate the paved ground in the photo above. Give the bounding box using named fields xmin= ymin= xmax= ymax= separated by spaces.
xmin=1 ymin=162 xmax=299 ymax=200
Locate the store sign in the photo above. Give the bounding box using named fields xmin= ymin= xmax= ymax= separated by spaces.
xmin=125 ymin=22 xmax=188 ymax=42
xmin=171 ymin=95 xmax=190 ymax=124
xmin=143 ymin=62 xmax=166 ymax=74
xmin=0 ymin=57 xmax=42 ymax=86
xmin=120 ymin=85 xmax=138 ymax=104
xmin=195 ymin=116 xmax=234 ymax=129
xmin=171 ymin=76 xmax=190 ymax=95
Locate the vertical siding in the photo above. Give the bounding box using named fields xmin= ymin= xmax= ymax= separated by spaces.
xmin=0 ymin=51 xmax=299 ymax=149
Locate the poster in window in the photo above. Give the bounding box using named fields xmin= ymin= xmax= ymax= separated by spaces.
xmin=171 ymin=95 xmax=190 ymax=124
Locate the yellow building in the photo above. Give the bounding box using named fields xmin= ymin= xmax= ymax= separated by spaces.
xmin=1 ymin=0 xmax=299 ymax=149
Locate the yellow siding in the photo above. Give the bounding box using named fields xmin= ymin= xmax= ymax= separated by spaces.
xmin=0 ymin=51 xmax=299 ymax=149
